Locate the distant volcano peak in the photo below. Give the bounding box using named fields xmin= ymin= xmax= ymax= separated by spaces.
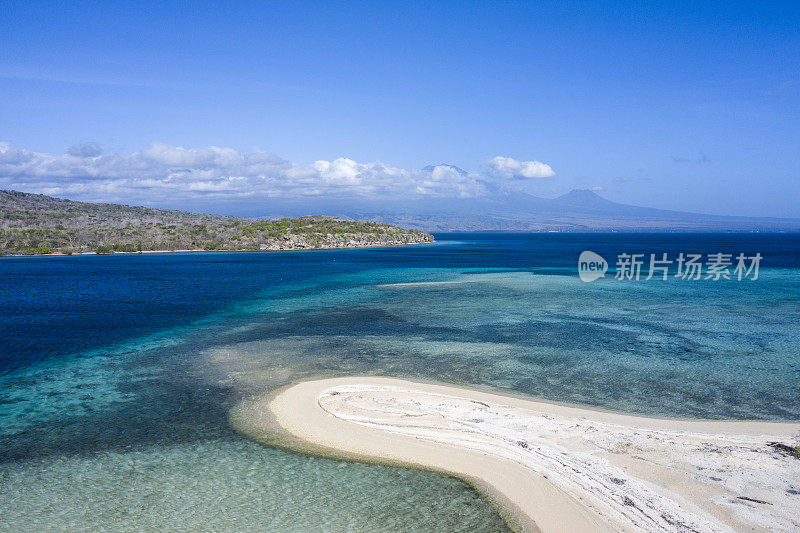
xmin=555 ymin=189 xmax=613 ymax=206
xmin=421 ymin=164 xmax=469 ymax=176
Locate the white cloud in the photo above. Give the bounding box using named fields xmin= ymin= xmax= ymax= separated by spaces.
xmin=313 ymin=158 xmax=366 ymax=185
xmin=0 ymin=142 xmax=495 ymax=203
xmin=486 ymin=156 xmax=555 ymax=179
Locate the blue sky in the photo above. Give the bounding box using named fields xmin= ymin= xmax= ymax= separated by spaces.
xmin=1 ymin=1 xmax=798 ymax=217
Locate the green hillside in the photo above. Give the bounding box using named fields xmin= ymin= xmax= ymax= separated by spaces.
xmin=0 ymin=190 xmax=434 ymax=256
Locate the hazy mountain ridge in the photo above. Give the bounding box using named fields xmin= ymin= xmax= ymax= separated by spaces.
xmin=169 ymin=163 xmax=800 ymax=232
xmin=335 ymin=184 xmax=800 ymax=232
xmin=216 ymin=187 xmax=800 ymax=233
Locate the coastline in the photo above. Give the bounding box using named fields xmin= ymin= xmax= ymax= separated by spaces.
xmin=232 ymin=376 xmax=800 ymax=533
xmin=0 ymin=240 xmax=435 ymax=258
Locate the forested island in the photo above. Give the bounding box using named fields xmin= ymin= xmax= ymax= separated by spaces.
xmin=0 ymin=190 xmax=434 ymax=256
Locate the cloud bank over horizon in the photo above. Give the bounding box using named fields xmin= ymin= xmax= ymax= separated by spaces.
xmin=0 ymin=142 xmax=555 ymax=204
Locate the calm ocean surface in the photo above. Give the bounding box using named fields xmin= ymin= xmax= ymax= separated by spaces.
xmin=1 ymin=233 xmax=799 ymax=531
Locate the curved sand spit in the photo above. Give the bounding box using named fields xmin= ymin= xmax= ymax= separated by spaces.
xmin=234 ymin=376 xmax=800 ymax=532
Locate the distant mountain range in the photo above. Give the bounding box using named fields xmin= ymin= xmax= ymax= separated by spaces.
xmin=219 ymin=164 xmax=800 ymax=232
xmin=337 ymin=189 xmax=800 ymax=232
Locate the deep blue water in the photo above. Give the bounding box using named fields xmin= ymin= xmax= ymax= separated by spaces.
xmin=3 ymin=233 xmax=798 ymax=374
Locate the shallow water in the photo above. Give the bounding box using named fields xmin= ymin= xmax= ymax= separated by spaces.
xmin=1 ymin=233 xmax=799 ymax=531
xmin=2 ymin=439 xmax=510 ymax=532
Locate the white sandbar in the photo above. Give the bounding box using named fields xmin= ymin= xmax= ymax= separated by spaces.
xmin=236 ymin=376 xmax=800 ymax=532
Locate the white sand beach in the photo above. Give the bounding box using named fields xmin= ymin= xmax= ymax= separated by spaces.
xmin=234 ymin=376 xmax=800 ymax=533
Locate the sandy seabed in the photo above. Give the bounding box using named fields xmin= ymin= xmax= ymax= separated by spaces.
xmin=233 ymin=376 xmax=800 ymax=533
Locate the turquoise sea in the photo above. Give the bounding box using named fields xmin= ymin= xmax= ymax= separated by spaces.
xmin=1 ymin=233 xmax=799 ymax=531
